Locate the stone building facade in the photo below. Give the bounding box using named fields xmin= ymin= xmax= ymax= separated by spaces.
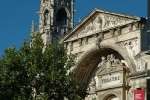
xmin=32 ymin=0 xmax=150 ymax=100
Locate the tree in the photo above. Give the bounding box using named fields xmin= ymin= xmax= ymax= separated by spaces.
xmin=0 ymin=33 xmax=87 ymax=100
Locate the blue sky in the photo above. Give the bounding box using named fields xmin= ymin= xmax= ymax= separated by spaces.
xmin=0 ymin=0 xmax=147 ymax=56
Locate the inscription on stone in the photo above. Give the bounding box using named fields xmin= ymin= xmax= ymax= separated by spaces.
xmin=101 ymin=73 xmax=120 ymax=86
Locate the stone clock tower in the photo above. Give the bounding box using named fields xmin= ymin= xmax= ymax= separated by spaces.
xmin=32 ymin=0 xmax=74 ymax=45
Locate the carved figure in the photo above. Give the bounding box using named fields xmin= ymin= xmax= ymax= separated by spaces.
xmin=110 ymin=29 xmax=115 ymax=37
xmin=137 ymin=59 xmax=146 ymax=71
xmin=123 ymin=39 xmax=138 ymax=58
xmin=90 ymin=78 xmax=96 ymax=89
xmin=95 ymin=37 xmax=100 ymax=49
xmin=131 ymin=39 xmax=138 ymax=56
xmin=47 ymin=12 xmax=51 ymax=25
xmin=44 ymin=11 xmax=49 ymax=25
xmin=114 ymin=58 xmax=122 ymax=65
xmin=78 ymin=15 xmax=103 ymax=37
xmin=110 ymin=54 xmax=115 ymax=62
xmin=127 ymin=79 xmax=136 ymax=100
xmin=84 ymin=37 xmax=88 ymax=45
xmin=107 ymin=55 xmax=110 ymax=60
xmin=97 ymin=56 xmax=107 ymax=67
xmin=94 ymin=15 xmax=102 ymax=31
xmin=97 ymin=54 xmax=123 ymax=74
xmin=78 ymin=39 xmax=82 ymax=46
xmin=103 ymin=14 xmax=127 ymax=29
xmin=69 ymin=42 xmax=73 ymax=50
xmin=106 ymin=55 xmax=111 ymax=69
xmin=123 ymin=41 xmax=132 ymax=57
xmin=95 ymin=34 xmax=103 ymax=49
xmin=128 ymin=87 xmax=134 ymax=100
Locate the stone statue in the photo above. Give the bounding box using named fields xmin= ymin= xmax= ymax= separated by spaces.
xmin=123 ymin=39 xmax=138 ymax=58
xmin=94 ymin=15 xmax=102 ymax=31
xmin=47 ymin=12 xmax=51 ymax=25
xmin=106 ymin=55 xmax=112 ymax=69
xmin=97 ymin=54 xmax=123 ymax=74
xmin=131 ymin=39 xmax=138 ymax=56
xmin=110 ymin=54 xmax=115 ymax=62
xmin=97 ymin=56 xmax=107 ymax=67
xmin=127 ymin=79 xmax=136 ymax=100
xmin=90 ymin=78 xmax=96 ymax=89
xmin=137 ymin=59 xmax=147 ymax=71
xmin=95 ymin=34 xmax=103 ymax=49
xmin=44 ymin=12 xmax=49 ymax=25
xmin=128 ymin=87 xmax=134 ymax=100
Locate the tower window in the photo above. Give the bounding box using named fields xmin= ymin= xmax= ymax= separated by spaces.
xmin=56 ymin=8 xmax=67 ymax=25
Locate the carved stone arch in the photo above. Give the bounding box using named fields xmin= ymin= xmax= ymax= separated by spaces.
xmin=99 ymin=90 xmax=122 ymax=100
xmin=75 ymin=42 xmax=136 ymax=84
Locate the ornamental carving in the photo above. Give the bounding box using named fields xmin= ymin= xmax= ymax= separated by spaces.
xmin=103 ymin=14 xmax=127 ymax=29
xmin=120 ymin=39 xmax=138 ymax=58
xmin=95 ymin=33 xmax=103 ymax=49
xmin=73 ymin=13 xmax=131 ymax=39
xmin=137 ymin=59 xmax=147 ymax=71
xmin=96 ymin=54 xmax=124 ymax=75
xmin=89 ymin=78 xmax=96 ymax=90
xmin=79 ymin=15 xmax=103 ymax=37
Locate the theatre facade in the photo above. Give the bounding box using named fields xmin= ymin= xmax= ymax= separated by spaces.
xmin=60 ymin=8 xmax=150 ymax=100
xmin=34 ymin=0 xmax=150 ymax=100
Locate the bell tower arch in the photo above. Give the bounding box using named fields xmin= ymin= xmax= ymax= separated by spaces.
xmin=37 ymin=0 xmax=74 ymax=45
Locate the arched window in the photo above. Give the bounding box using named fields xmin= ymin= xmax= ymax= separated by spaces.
xmin=56 ymin=8 xmax=67 ymax=25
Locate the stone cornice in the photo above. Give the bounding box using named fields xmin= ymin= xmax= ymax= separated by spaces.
xmin=128 ymin=69 xmax=150 ymax=79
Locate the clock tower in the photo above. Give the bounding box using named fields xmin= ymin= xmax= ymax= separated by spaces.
xmin=34 ymin=0 xmax=74 ymax=45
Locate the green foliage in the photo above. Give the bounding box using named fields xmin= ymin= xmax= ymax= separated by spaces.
xmin=0 ymin=33 xmax=87 ymax=100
